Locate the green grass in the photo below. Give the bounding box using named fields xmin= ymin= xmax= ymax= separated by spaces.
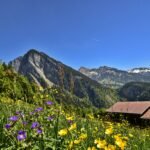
xmin=0 ymin=95 xmax=150 ymax=150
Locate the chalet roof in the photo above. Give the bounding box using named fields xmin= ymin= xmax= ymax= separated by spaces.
xmin=141 ymin=109 xmax=150 ymax=119
xmin=107 ymin=101 xmax=150 ymax=115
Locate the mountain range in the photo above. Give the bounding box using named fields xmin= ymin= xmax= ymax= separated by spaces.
xmin=9 ymin=49 xmax=150 ymax=107
xmin=9 ymin=49 xmax=118 ymax=108
xmin=79 ymin=66 xmax=150 ymax=88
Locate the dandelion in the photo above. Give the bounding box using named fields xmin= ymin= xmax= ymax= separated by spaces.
xmin=17 ymin=130 xmax=26 ymax=141
xmin=9 ymin=116 xmax=18 ymax=121
xmin=58 ymin=129 xmax=68 ymax=136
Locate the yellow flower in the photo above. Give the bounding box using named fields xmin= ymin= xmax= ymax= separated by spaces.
xmin=79 ymin=133 xmax=87 ymax=140
xmin=74 ymin=139 xmax=81 ymax=144
xmin=58 ymin=129 xmax=68 ymax=136
xmin=106 ymin=144 xmax=116 ymax=150
xmin=87 ymin=146 xmax=96 ymax=150
xmin=114 ymin=134 xmax=121 ymax=140
xmin=97 ymin=140 xmax=107 ymax=149
xmin=68 ymin=141 xmax=74 ymax=149
xmin=94 ymin=139 xmax=100 ymax=144
xmin=115 ymin=139 xmax=126 ymax=150
xmin=69 ymin=123 xmax=76 ymax=131
xmin=105 ymin=127 xmax=113 ymax=135
xmin=66 ymin=116 xmax=74 ymax=121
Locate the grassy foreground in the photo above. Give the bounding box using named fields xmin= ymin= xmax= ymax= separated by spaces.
xmin=0 ymin=92 xmax=150 ymax=150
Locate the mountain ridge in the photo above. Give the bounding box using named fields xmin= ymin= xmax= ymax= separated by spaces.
xmin=9 ymin=49 xmax=119 ymax=108
xmin=79 ymin=66 xmax=150 ymax=88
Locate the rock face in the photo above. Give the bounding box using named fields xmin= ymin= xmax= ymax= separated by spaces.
xmin=9 ymin=49 xmax=118 ymax=108
xmin=79 ymin=66 xmax=150 ymax=88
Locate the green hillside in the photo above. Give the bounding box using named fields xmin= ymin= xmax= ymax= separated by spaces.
xmin=0 ymin=63 xmax=37 ymax=103
xmin=119 ymin=82 xmax=150 ymax=101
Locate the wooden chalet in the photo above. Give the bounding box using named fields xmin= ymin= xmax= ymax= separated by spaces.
xmin=107 ymin=101 xmax=150 ymax=123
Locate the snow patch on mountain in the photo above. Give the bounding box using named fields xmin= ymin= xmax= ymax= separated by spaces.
xmin=128 ymin=68 xmax=150 ymax=73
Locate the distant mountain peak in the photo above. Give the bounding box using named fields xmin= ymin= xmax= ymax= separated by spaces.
xmin=79 ymin=66 xmax=90 ymax=71
xmin=79 ymin=66 xmax=150 ymax=88
xmin=26 ymin=49 xmax=41 ymax=54
xmin=128 ymin=67 xmax=150 ymax=73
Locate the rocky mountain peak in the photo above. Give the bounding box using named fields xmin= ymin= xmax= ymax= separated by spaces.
xmin=79 ymin=67 xmax=90 ymax=72
xmin=9 ymin=49 xmax=118 ymax=108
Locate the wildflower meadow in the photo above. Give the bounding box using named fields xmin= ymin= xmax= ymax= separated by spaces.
xmin=0 ymin=88 xmax=150 ymax=150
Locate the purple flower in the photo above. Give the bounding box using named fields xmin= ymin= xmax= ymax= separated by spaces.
xmin=31 ymin=122 xmax=39 ymax=129
xmin=35 ymin=107 xmax=43 ymax=112
xmin=5 ymin=124 xmax=11 ymax=129
xmin=48 ymin=116 xmax=53 ymax=121
xmin=22 ymin=121 xmax=28 ymax=126
xmin=16 ymin=111 xmax=25 ymax=118
xmin=37 ymin=128 xmax=42 ymax=134
xmin=16 ymin=111 xmax=22 ymax=115
xmin=9 ymin=116 xmax=18 ymax=121
xmin=46 ymin=101 xmax=53 ymax=106
xmin=30 ymin=111 xmax=35 ymax=115
xmin=17 ymin=130 xmax=26 ymax=141
xmin=68 ymin=120 xmax=73 ymax=124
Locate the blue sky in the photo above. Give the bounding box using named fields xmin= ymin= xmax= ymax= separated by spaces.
xmin=0 ymin=0 xmax=150 ymax=70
